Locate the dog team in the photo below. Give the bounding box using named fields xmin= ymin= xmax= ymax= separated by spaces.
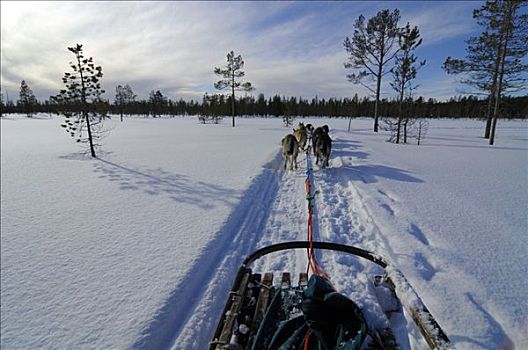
xmin=281 ymin=122 xmax=332 ymax=171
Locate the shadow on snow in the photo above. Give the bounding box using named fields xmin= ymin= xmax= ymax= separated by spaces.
xmin=130 ymin=151 xmax=282 ymax=350
xmin=93 ymin=158 xmax=239 ymax=210
xmin=449 ymin=293 xmax=514 ymax=350
xmin=331 ymin=164 xmax=423 ymax=184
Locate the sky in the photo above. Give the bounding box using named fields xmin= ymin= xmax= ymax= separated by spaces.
xmin=0 ymin=1 xmax=497 ymax=103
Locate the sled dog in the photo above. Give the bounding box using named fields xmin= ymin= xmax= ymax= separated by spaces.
xmin=315 ymin=132 xmax=332 ymax=168
xmin=281 ymin=134 xmax=299 ymax=171
xmin=292 ymin=122 xmax=308 ymax=151
xmin=312 ymin=125 xmax=330 ymax=156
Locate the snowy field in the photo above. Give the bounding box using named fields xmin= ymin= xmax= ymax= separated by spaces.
xmin=1 ymin=114 xmax=527 ymax=350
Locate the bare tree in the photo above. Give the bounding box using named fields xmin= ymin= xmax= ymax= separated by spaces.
xmin=344 ymin=9 xmax=401 ymax=132
xmin=214 ymin=50 xmax=254 ymax=127
xmin=416 ymin=119 xmax=429 ymax=146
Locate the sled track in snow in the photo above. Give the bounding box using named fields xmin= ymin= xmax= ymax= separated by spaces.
xmin=132 ymin=151 xmax=283 ymax=350
xmin=317 ymin=161 xmax=396 ymax=260
xmin=252 ymin=153 xmax=315 ymax=277
xmin=314 ymin=159 xmax=408 ymax=336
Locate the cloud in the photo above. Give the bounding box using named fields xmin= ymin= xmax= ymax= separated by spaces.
xmin=400 ymin=1 xmax=479 ymax=46
xmin=1 ymin=1 xmax=482 ymax=103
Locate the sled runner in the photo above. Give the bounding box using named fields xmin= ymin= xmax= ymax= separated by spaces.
xmin=209 ymin=241 xmax=452 ymax=350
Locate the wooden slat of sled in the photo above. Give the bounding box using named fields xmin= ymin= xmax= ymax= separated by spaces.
xmin=299 ymin=272 xmax=308 ymax=287
xmin=281 ymin=272 xmax=291 ymax=289
xmin=216 ymin=271 xmax=251 ymax=348
xmin=246 ymin=272 xmax=274 ymax=349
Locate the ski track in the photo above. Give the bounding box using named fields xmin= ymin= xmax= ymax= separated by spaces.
xmin=134 ymin=151 xmax=282 ymax=350
xmin=253 ymin=150 xmax=320 ymax=282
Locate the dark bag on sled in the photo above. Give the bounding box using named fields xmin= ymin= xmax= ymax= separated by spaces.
xmin=262 ymin=275 xmax=367 ymax=350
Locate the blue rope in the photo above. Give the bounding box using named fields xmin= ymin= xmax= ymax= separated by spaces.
xmin=305 ymin=141 xmax=317 ymax=204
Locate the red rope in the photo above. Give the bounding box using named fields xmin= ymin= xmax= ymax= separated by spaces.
xmin=303 ymin=329 xmax=313 ymax=350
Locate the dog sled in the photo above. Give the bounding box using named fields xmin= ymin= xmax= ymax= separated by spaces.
xmin=209 ymin=241 xmax=452 ymax=350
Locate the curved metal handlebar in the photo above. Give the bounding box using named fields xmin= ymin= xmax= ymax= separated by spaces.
xmin=242 ymin=241 xmax=388 ymax=268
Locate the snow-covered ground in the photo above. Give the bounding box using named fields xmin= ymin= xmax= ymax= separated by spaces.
xmin=1 ymin=114 xmax=526 ymax=350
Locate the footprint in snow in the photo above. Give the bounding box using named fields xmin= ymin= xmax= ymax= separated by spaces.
xmin=380 ymin=203 xmax=395 ymax=216
xmin=377 ymin=189 xmax=397 ymax=203
xmin=414 ymin=252 xmax=436 ymax=281
xmin=408 ymin=223 xmax=430 ymax=246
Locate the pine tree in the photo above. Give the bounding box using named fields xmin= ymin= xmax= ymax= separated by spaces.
xmin=269 ymin=94 xmax=283 ymax=118
xmin=487 ymin=0 xmax=527 ymax=145
xmin=444 ymin=0 xmax=527 ymax=144
xmin=52 ymin=44 xmax=107 ymax=157
xmin=344 ymin=9 xmax=401 ymax=132
xmin=4 ymin=90 xmax=14 ymax=112
xmin=256 ymin=93 xmax=267 ymax=116
xmin=390 ymin=23 xmax=425 ymax=144
xmin=148 ymin=90 xmax=167 ymax=118
xmin=18 ymin=80 xmax=37 ymax=117
xmin=200 ymin=93 xmax=224 ymax=124
xmin=214 ymin=50 xmax=254 ymax=127
xmin=283 ymin=96 xmax=297 ymax=127
xmin=0 ymin=88 xmax=4 ymax=117
xmin=115 ymin=84 xmax=136 ymax=122
xmin=200 ymin=93 xmax=211 ymax=124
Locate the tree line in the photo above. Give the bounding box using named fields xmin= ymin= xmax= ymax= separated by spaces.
xmin=2 ymin=86 xmax=526 ymax=120
xmin=0 ymin=0 xmax=526 ymax=155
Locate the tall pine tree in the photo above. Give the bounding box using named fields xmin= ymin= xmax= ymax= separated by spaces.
xmin=444 ymin=0 xmax=527 ymax=144
xmin=214 ymin=51 xmax=254 ymax=127
xmin=344 ymin=9 xmax=401 ymax=132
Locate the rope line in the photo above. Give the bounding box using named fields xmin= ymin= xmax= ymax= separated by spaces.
xmin=303 ymin=329 xmax=313 ymax=350
xmin=304 ymin=140 xmax=327 ymax=278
